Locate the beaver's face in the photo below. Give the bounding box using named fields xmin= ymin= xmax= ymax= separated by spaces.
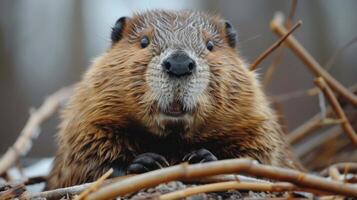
xmin=109 ymin=11 xmax=241 ymax=137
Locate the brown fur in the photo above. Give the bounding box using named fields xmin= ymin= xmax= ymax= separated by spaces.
xmin=47 ymin=11 xmax=303 ymax=189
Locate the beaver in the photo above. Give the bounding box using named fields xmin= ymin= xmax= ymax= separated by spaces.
xmin=46 ymin=10 xmax=302 ymax=189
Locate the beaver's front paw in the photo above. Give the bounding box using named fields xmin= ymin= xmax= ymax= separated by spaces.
xmin=127 ymin=153 xmax=170 ymax=174
xmin=182 ymin=148 xmax=218 ymax=164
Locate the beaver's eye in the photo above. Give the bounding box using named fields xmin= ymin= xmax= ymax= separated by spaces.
xmin=140 ymin=36 xmax=150 ymax=48
xmin=206 ymin=40 xmax=214 ymax=51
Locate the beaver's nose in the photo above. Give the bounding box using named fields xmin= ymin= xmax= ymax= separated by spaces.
xmin=163 ymin=52 xmax=196 ymax=77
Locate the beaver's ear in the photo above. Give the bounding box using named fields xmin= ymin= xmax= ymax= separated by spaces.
xmin=224 ymin=21 xmax=237 ymax=48
xmin=111 ymin=16 xmax=130 ymax=43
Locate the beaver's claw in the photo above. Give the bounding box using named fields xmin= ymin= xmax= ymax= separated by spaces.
xmin=127 ymin=152 xmax=170 ymax=174
xmin=182 ymin=148 xmax=218 ymax=164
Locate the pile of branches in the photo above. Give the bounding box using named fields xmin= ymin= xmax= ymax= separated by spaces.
xmin=0 ymin=2 xmax=356 ymax=200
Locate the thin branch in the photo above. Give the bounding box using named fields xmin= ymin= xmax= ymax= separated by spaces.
xmin=302 ymin=138 xmax=354 ymax=171
xmin=324 ymin=36 xmax=357 ymax=71
xmin=250 ymin=21 xmax=302 ymax=71
xmin=86 ymin=159 xmax=357 ymax=200
xmin=272 ymin=87 xmax=318 ymax=103
xmin=262 ymin=0 xmax=298 ymax=87
xmin=318 ymin=195 xmax=346 ymax=200
xmin=1 ymin=175 xmax=47 ymax=191
xmin=74 ymin=168 xmax=113 ymax=200
xmin=0 ymin=86 xmax=73 ymax=176
xmin=270 ymin=12 xmax=357 ymax=105
xmin=295 ymin=126 xmax=342 ymax=159
xmin=0 ymin=184 xmax=26 ymax=200
xmin=25 ymin=175 xmax=131 ymax=200
xmin=262 ymin=48 xmax=285 ymax=87
xmin=285 ymin=0 xmax=298 ymax=28
xmin=288 ymin=107 xmax=333 ymax=145
xmin=320 ymin=196 xmax=345 ymax=200
xmin=297 ymin=109 xmax=356 ymax=168
xmin=23 ymin=174 xmax=263 ymax=200
xmin=28 ymin=182 xmax=92 ymax=200
xmin=328 ymin=167 xmax=342 ymax=181
xmin=321 ymin=163 xmax=357 ymax=177
xmin=288 ymin=85 xmax=357 ymax=144
xmin=314 ymin=77 xmax=357 ymax=144
xmin=183 ymin=174 xmax=269 ymax=184
xmin=288 ymin=116 xmax=323 ymax=145
xmin=159 ymin=181 xmax=324 ymax=200
xmin=343 ymin=164 xmax=351 ymax=183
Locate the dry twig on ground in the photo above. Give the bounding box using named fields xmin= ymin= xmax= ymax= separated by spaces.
xmin=23 ymin=174 xmax=262 ymax=200
xmin=27 ymin=182 xmax=92 ymax=200
xmin=158 ymin=181 xmax=318 ymax=200
xmin=25 ymin=175 xmax=131 ymax=200
xmin=85 ymin=159 xmax=357 ymax=200
xmin=321 ymin=162 xmax=357 ymax=177
xmin=74 ymin=168 xmax=113 ymax=200
xmin=328 ymin=167 xmax=342 ymax=181
xmin=0 ymin=184 xmax=26 ymax=200
xmin=0 ymin=86 xmax=73 ymax=176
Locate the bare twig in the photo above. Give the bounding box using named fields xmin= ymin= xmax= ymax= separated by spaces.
xmin=342 ymin=164 xmax=351 ymax=183
xmin=314 ymin=77 xmax=357 ymax=144
xmin=288 ymin=107 xmax=333 ymax=145
xmin=262 ymin=48 xmax=285 ymax=87
xmin=74 ymin=168 xmax=113 ymax=200
xmin=288 ymin=85 xmax=357 ymax=144
xmin=1 ymin=175 xmax=47 ymax=191
xmin=320 ymin=196 xmax=345 ymax=200
xmin=250 ymin=21 xmax=302 ymax=71
xmin=321 ymin=163 xmax=357 ymax=177
xmin=270 ymin=12 xmax=357 ymax=105
xmin=328 ymin=167 xmax=342 ymax=181
xmin=86 ymin=159 xmax=357 ymax=200
xmin=324 ymin=36 xmax=357 ymax=71
xmin=295 ymin=126 xmax=342 ymax=158
xmin=159 ymin=181 xmax=323 ymax=200
xmin=272 ymin=87 xmax=318 ymax=103
xmin=262 ymin=0 xmax=298 ymax=87
xmin=0 ymin=184 xmax=26 ymax=200
xmin=184 ymin=174 xmax=269 ymax=184
xmin=300 ymin=108 xmax=356 ymax=168
xmin=23 ymin=174 xmax=264 ymax=200
xmin=24 ymin=176 xmax=131 ymax=200
xmin=27 ymin=182 xmax=92 ymax=200
xmin=0 ymin=86 xmax=73 ymax=176
xmin=285 ymin=0 xmax=298 ymax=28
xmin=302 ymin=137 xmax=354 ymax=171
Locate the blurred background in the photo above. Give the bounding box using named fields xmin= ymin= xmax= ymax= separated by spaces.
xmin=0 ymin=0 xmax=356 ymax=164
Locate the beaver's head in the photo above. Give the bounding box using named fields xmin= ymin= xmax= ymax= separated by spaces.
xmin=87 ymin=10 xmax=261 ymax=138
